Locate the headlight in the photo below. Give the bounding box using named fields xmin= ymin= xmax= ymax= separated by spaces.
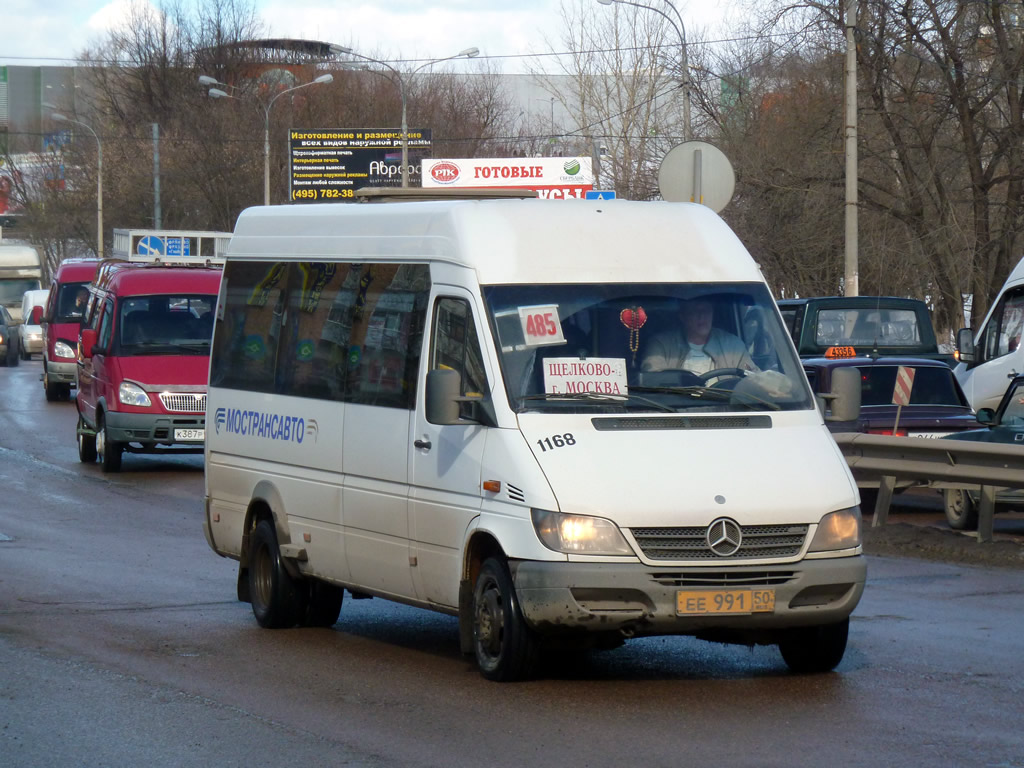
xmin=119 ymin=381 xmax=152 ymax=407
xmin=808 ymin=507 xmax=862 ymax=552
xmin=54 ymin=341 xmax=76 ymax=359
xmin=531 ymin=509 xmax=634 ymax=555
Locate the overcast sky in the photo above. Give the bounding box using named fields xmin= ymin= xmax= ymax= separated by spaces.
xmin=1 ymin=0 xmax=732 ymax=72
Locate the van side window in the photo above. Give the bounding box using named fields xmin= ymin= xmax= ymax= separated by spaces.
xmin=210 ymin=262 xmax=288 ymax=393
xmin=431 ymin=297 xmax=488 ymax=398
xmin=982 ymin=288 xmax=1024 ymax=362
xmin=345 ymin=264 xmax=431 ymax=409
xmin=276 ymin=262 xmax=356 ymax=401
xmin=96 ymin=300 xmax=114 ymax=351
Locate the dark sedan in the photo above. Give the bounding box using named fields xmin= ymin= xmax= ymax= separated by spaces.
xmin=805 ymin=355 xmax=977 ymax=506
xmin=939 ymin=375 xmax=1024 ymax=529
xmin=0 ymin=305 xmax=20 ymax=367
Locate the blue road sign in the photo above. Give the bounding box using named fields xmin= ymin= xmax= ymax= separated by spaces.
xmin=585 ymin=190 xmax=616 ymax=200
xmin=137 ymin=235 xmax=190 ymax=257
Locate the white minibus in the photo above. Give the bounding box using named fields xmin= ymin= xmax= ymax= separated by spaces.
xmin=204 ymin=198 xmax=865 ymax=681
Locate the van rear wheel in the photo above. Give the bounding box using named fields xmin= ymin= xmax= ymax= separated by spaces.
xmin=472 ymin=557 xmax=540 ymax=682
xmin=944 ymin=489 xmax=978 ymax=531
xmin=248 ymin=519 xmax=304 ymax=629
xmin=96 ymin=414 xmax=122 ymax=473
xmin=779 ymin=618 xmax=849 ymax=674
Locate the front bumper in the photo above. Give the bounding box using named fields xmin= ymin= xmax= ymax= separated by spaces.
xmin=104 ymin=410 xmax=206 ymax=449
xmin=512 ymin=555 xmax=866 ymax=638
xmin=46 ymin=358 xmax=78 ymax=384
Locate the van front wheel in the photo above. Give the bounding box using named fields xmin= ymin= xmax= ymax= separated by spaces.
xmin=473 ymin=557 xmax=540 ymax=682
xmin=248 ymin=519 xmax=304 ymax=629
xmin=779 ymin=618 xmax=849 ymax=674
xmin=96 ymin=414 xmax=122 ymax=473
xmin=77 ymin=417 xmax=97 ymax=463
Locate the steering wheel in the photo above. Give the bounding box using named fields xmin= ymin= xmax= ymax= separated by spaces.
xmin=699 ymin=367 xmax=748 ymax=385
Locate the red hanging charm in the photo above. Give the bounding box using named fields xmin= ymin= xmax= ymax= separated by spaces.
xmin=620 ymin=306 xmax=647 ymax=364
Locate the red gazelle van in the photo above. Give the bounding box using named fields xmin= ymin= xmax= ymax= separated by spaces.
xmin=75 ymin=257 xmax=222 ymax=471
xmin=41 ymin=258 xmax=101 ymax=401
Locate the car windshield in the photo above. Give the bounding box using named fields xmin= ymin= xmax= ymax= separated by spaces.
xmin=0 ymin=279 xmax=40 ymax=304
xmin=117 ymin=294 xmax=216 ymax=356
xmin=857 ymin=365 xmax=966 ymax=407
xmin=999 ymin=384 xmax=1024 ymax=426
xmin=815 ymin=308 xmax=922 ymax=347
xmin=482 ymin=282 xmax=813 ymax=414
xmin=55 ymin=281 xmax=89 ymax=323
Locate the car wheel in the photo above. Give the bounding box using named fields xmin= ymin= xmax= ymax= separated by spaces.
xmin=944 ymin=488 xmax=979 ymax=531
xmin=8 ymin=346 xmax=18 ymax=367
xmin=43 ymin=366 xmax=59 ymax=401
xmin=779 ymin=618 xmax=849 ymax=674
xmin=473 ymin=556 xmax=540 ymax=682
xmin=96 ymin=413 xmax=123 ymax=473
xmin=248 ymin=519 xmax=305 ymax=629
xmin=301 ymin=580 xmax=344 ymax=628
xmin=77 ymin=416 xmax=97 ymax=463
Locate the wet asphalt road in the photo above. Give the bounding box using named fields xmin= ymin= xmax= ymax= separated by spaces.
xmin=1 ymin=358 xmax=1024 ymax=768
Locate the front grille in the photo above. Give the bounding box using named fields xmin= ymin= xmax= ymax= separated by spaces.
xmin=650 ymin=571 xmax=798 ymax=587
xmin=630 ymin=524 xmax=808 ymax=561
xmin=159 ymin=392 xmax=207 ymax=413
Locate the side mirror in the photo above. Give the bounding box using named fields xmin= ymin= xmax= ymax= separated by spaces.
xmin=825 ymin=366 xmax=861 ymax=422
xmin=977 ymin=407 xmax=996 ymax=426
xmin=30 ymin=306 xmax=43 ymax=325
xmin=956 ymin=328 xmax=975 ymax=364
xmin=80 ymin=328 xmax=97 ymax=359
xmin=426 ymin=369 xmax=463 ymax=425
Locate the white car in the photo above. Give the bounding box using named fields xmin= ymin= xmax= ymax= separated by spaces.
xmin=18 ymin=288 xmax=49 ymax=359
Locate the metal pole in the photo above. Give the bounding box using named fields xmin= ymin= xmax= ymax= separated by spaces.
xmin=844 ymin=0 xmax=859 ymax=297
xmin=95 ymin=129 xmax=103 ymax=259
xmin=400 ymin=76 xmax=409 ymax=188
xmin=263 ymin=114 xmax=271 ymax=206
xmin=152 ymin=123 xmax=161 ymax=229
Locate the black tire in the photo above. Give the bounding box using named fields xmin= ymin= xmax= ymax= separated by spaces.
xmin=779 ymin=618 xmax=849 ymax=674
xmin=944 ymin=489 xmax=978 ymax=531
xmin=472 ymin=557 xmax=540 ymax=682
xmin=43 ymin=366 xmax=59 ymax=401
xmin=248 ymin=519 xmax=305 ymax=629
xmin=77 ymin=417 xmax=97 ymax=463
xmin=8 ymin=347 xmax=18 ymax=367
xmin=96 ymin=413 xmax=122 ymax=473
xmin=301 ymin=580 xmax=344 ymax=628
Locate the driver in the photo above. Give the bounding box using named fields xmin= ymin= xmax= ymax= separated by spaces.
xmin=641 ymin=298 xmax=757 ymax=376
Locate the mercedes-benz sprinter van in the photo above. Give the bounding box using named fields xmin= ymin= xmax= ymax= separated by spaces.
xmin=204 ymin=199 xmax=865 ymax=681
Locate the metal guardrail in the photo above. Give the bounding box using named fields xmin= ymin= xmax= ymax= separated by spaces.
xmin=831 ymin=432 xmax=1024 ymax=543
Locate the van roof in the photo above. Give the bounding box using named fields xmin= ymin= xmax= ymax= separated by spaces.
xmin=93 ymin=264 xmax=222 ymax=296
xmin=54 ymin=259 xmax=102 ymax=282
xmin=228 ymin=199 xmax=763 ymax=285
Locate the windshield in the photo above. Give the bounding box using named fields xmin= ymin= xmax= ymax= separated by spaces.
xmin=815 ymin=308 xmax=922 ymax=348
xmin=116 ymin=294 xmax=216 ymax=356
xmin=0 ymin=279 xmax=41 ymax=304
xmin=483 ymin=282 xmax=813 ymax=414
xmin=55 ymin=281 xmax=90 ymax=323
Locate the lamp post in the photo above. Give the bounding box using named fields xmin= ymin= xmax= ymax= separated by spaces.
xmin=49 ymin=111 xmax=103 ymax=258
xmin=203 ymin=73 xmax=334 ymax=205
xmin=596 ymin=0 xmax=691 ymax=141
xmin=330 ymin=45 xmax=480 ymax=187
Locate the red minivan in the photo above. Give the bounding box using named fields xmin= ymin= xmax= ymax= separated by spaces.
xmin=75 ymin=260 xmax=222 ymax=471
xmin=40 ymin=258 xmax=101 ymax=401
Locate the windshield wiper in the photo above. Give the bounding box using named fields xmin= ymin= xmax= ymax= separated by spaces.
xmin=630 ymin=384 xmax=782 ymax=411
xmin=517 ymin=392 xmax=676 ymax=413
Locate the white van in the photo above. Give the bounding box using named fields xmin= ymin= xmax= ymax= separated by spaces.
xmin=203 ymin=199 xmax=866 ymax=681
xmin=18 ymin=288 xmax=49 ymax=359
xmin=955 ymin=256 xmax=1024 ymax=410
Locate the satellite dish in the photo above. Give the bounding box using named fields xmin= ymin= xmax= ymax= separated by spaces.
xmin=658 ymin=141 xmax=735 ymax=212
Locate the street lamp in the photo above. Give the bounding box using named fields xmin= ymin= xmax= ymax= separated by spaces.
xmin=330 ymin=45 xmax=480 ymax=188
xmin=596 ymin=0 xmax=691 ymax=141
xmin=203 ymin=73 xmax=334 ymax=205
xmin=48 ymin=109 xmax=103 ymax=258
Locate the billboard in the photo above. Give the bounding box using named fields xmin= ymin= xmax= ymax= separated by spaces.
xmin=422 ymin=157 xmax=594 ymax=199
xmin=289 ymin=129 xmax=432 ymax=202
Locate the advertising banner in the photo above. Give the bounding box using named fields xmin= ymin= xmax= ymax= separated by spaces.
xmin=422 ymin=157 xmax=594 ymax=199
xmin=289 ymin=129 xmax=432 ymax=202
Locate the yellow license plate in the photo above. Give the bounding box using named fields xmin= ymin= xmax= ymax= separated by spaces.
xmin=676 ymin=589 xmax=776 ymax=615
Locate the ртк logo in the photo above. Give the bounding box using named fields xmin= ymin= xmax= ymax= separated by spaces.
xmin=563 ymin=159 xmax=581 ymax=176
xmin=431 ymin=161 xmax=461 ymax=185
